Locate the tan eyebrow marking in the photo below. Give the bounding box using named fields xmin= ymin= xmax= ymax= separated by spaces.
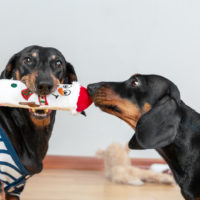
xmin=51 ymin=55 xmax=56 ymax=59
xmin=32 ymin=52 xmax=37 ymax=57
xmin=133 ymin=73 xmax=140 ymax=77
xmin=143 ymin=103 xmax=151 ymax=113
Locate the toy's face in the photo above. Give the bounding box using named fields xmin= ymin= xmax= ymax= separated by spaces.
xmin=1 ymin=45 xmax=78 ymax=122
xmin=57 ymin=85 xmax=72 ymax=96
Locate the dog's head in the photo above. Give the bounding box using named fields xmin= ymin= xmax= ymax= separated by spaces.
xmin=88 ymin=74 xmax=181 ymax=149
xmin=1 ymin=45 xmax=77 ymax=125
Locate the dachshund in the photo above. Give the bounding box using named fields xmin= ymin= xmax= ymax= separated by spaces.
xmin=88 ymin=74 xmax=200 ymax=200
xmin=0 ymin=45 xmax=78 ymax=200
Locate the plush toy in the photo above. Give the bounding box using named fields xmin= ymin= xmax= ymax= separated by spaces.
xmin=150 ymin=163 xmax=171 ymax=174
xmin=0 ymin=79 xmax=92 ymax=114
xmin=96 ymin=143 xmax=174 ymax=185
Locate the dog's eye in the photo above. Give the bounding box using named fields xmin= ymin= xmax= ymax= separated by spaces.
xmin=24 ymin=57 xmax=32 ymax=65
xmin=55 ymin=60 xmax=63 ymax=68
xmin=131 ymin=78 xmax=139 ymax=87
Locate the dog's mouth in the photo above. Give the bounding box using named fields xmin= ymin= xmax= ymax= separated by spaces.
xmin=91 ymin=91 xmax=141 ymax=129
xmin=95 ymin=103 xmax=121 ymax=113
xmin=22 ymin=83 xmax=54 ymax=119
xmin=92 ymin=93 xmax=123 ymax=117
xmin=29 ymin=109 xmax=52 ymax=119
xmin=95 ymin=102 xmax=139 ymax=129
xmin=89 ymin=88 xmax=122 ymax=114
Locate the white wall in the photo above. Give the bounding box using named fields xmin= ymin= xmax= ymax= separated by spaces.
xmin=0 ymin=0 xmax=200 ymax=158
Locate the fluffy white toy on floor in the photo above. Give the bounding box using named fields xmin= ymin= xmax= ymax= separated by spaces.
xmin=0 ymin=79 xmax=92 ymax=114
xmin=96 ymin=143 xmax=174 ymax=186
xmin=150 ymin=164 xmax=170 ymax=173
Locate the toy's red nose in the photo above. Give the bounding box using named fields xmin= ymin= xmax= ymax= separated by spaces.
xmin=76 ymin=86 xmax=93 ymax=112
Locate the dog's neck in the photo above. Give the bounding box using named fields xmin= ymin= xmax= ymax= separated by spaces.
xmin=157 ymin=142 xmax=197 ymax=199
xmin=0 ymin=107 xmax=56 ymax=174
xmin=157 ymin=101 xmax=200 ymax=199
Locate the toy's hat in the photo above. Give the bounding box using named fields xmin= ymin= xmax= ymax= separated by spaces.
xmin=76 ymin=86 xmax=93 ymax=112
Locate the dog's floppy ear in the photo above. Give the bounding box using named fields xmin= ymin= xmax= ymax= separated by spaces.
xmin=64 ymin=61 xmax=78 ymax=84
xmin=0 ymin=54 xmax=18 ymax=79
xmin=129 ymin=96 xmax=181 ymax=149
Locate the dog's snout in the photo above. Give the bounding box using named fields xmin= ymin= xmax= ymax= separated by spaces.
xmin=37 ymin=83 xmax=53 ymax=91
xmin=87 ymin=83 xmax=101 ymax=97
xmin=36 ymin=81 xmax=54 ymax=95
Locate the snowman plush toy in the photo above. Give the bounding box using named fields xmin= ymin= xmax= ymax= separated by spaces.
xmin=0 ymin=79 xmax=92 ymax=114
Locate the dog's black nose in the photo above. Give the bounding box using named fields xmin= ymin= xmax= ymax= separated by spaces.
xmin=37 ymin=81 xmax=54 ymax=95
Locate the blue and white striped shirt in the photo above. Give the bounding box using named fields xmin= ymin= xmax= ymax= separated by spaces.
xmin=0 ymin=127 xmax=30 ymax=197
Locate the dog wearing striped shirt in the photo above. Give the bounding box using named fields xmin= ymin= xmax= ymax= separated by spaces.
xmin=0 ymin=45 xmax=79 ymax=200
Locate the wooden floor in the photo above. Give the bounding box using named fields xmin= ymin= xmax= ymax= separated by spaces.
xmin=21 ymin=169 xmax=184 ymax=200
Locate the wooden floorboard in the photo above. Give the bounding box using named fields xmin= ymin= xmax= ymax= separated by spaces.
xmin=43 ymin=155 xmax=166 ymax=170
xmin=21 ymin=169 xmax=184 ymax=200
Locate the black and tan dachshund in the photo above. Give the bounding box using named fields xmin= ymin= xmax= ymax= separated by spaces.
xmin=88 ymin=74 xmax=200 ymax=200
xmin=0 ymin=45 xmax=78 ymax=200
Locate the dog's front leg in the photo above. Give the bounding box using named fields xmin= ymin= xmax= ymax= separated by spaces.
xmin=5 ymin=194 xmax=19 ymax=200
xmin=0 ymin=182 xmax=5 ymax=200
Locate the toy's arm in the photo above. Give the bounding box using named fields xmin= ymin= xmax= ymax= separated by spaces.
xmin=19 ymin=102 xmax=40 ymax=107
